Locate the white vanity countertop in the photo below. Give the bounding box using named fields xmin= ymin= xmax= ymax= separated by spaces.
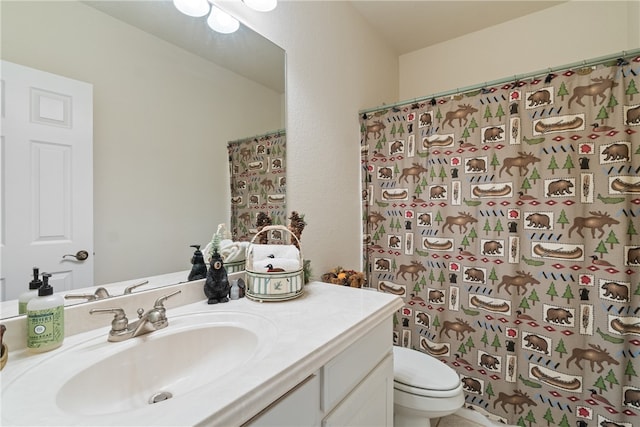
xmin=1 ymin=282 xmax=402 ymax=426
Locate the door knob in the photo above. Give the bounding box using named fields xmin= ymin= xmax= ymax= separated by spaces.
xmin=62 ymin=250 xmax=89 ymax=261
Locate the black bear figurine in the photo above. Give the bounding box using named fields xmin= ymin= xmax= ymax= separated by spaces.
xmin=188 ymin=244 xmax=207 ymax=281
xmin=204 ymin=249 xmax=230 ymax=304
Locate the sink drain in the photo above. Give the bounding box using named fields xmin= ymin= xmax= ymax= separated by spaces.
xmin=148 ymin=391 xmax=173 ymax=404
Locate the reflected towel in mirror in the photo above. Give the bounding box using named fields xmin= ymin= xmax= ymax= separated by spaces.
xmin=204 ymin=239 xmax=249 ymax=264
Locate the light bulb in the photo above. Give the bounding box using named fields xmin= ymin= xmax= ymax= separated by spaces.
xmin=173 ymin=0 xmax=210 ymax=17
xmin=242 ymin=0 xmax=277 ymax=12
xmin=207 ymin=6 xmax=240 ymax=34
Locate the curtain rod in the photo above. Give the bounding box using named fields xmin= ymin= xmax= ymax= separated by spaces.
xmin=228 ymin=128 xmax=286 ymax=144
xmin=359 ymin=48 xmax=640 ymax=115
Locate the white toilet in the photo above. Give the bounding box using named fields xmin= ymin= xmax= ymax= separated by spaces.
xmin=393 ymin=345 xmax=465 ymax=427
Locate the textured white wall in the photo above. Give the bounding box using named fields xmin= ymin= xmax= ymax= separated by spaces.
xmin=399 ymin=1 xmax=640 ymax=100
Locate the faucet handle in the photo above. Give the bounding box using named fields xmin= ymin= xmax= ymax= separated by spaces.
xmin=65 ymin=287 xmax=110 ymax=301
xmin=90 ymin=308 xmax=128 ymax=333
xmin=124 ymin=280 xmax=150 ymax=295
xmin=153 ymin=290 xmax=182 ymax=309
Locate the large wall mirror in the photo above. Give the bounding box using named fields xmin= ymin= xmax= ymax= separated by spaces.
xmin=0 ymin=0 xmax=285 ymax=316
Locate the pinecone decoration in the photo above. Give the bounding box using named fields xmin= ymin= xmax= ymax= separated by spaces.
xmin=255 ymin=212 xmax=272 ymax=244
xmin=288 ymin=211 xmax=306 ymax=249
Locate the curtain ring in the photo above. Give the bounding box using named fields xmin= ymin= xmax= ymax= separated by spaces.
xmin=544 ymin=69 xmax=554 ymax=84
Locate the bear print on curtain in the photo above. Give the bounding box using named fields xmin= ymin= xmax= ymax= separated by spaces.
xmin=228 ymin=130 xmax=286 ymax=241
xmin=360 ymin=55 xmax=640 ymax=426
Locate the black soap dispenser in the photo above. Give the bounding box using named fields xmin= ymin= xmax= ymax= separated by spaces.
xmin=188 ymin=244 xmax=208 ymax=281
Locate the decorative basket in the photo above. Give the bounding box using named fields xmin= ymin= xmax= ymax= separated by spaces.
xmin=245 ymin=225 xmax=304 ymax=302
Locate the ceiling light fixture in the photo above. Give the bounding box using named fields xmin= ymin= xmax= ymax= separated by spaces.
xmin=207 ymin=5 xmax=240 ymax=34
xmin=173 ymin=0 xmax=276 ymax=34
xmin=242 ymin=0 xmax=278 ymax=12
xmin=172 ymin=0 xmax=210 ymax=17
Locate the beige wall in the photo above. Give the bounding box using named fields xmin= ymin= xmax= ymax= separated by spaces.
xmin=399 ymin=1 xmax=640 ymax=99
xmin=1 ymin=1 xmax=283 ymax=285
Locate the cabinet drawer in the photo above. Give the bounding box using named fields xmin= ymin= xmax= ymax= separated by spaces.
xmin=322 ymin=353 xmax=393 ymax=427
xmin=321 ymin=318 xmax=391 ymax=412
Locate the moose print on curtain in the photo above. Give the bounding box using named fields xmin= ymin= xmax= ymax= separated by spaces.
xmin=360 ymin=55 xmax=640 ymax=427
xmin=228 ymin=130 xmax=286 ymax=241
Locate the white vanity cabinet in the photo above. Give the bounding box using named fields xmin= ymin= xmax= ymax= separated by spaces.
xmin=247 ymin=318 xmax=393 ymax=427
xmin=246 ymin=374 xmax=322 ymax=426
xmin=323 ymin=354 xmax=393 ymax=426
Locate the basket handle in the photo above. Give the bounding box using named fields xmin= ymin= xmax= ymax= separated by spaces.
xmin=249 ymin=225 xmax=301 ymax=247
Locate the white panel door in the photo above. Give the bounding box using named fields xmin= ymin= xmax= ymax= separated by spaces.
xmin=1 ymin=60 xmax=93 ymax=301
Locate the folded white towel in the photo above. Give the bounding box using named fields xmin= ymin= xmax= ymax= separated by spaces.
xmin=251 ymin=258 xmax=302 ymax=272
xmin=250 ymin=244 xmax=300 ymax=262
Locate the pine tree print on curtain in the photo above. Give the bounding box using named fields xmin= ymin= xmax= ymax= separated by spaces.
xmin=360 ymin=55 xmax=640 ymax=427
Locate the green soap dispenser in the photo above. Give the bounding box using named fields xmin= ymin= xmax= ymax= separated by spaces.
xmin=18 ymin=267 xmax=43 ymax=315
xmin=26 ymin=273 xmax=65 ymax=353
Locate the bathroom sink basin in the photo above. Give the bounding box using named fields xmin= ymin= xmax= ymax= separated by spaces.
xmin=2 ymin=310 xmax=277 ymax=424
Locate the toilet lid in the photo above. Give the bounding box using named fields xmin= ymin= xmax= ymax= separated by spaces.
xmin=393 ymin=346 xmax=460 ymax=391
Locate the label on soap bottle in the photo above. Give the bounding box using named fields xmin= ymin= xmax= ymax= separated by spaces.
xmin=27 ymin=306 xmax=65 ymax=349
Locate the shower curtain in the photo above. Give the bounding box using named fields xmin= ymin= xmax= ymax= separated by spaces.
xmin=228 ymin=130 xmax=286 ymax=241
xmin=360 ymin=55 xmax=640 ymax=426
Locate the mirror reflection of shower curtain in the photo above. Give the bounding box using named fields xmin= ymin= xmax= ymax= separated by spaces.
xmin=360 ymin=54 xmax=640 ymax=426
xmin=228 ymin=130 xmax=286 ymax=241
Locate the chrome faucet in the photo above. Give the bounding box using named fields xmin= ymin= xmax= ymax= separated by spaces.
xmin=65 ymin=280 xmax=150 ymax=301
xmin=90 ymin=290 xmax=181 ymax=342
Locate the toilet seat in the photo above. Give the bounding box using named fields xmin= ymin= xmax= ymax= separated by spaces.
xmin=393 ymin=346 xmax=462 ymax=398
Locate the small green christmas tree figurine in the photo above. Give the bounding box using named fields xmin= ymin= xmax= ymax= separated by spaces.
xmin=208 ymin=227 xmax=223 ymax=259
